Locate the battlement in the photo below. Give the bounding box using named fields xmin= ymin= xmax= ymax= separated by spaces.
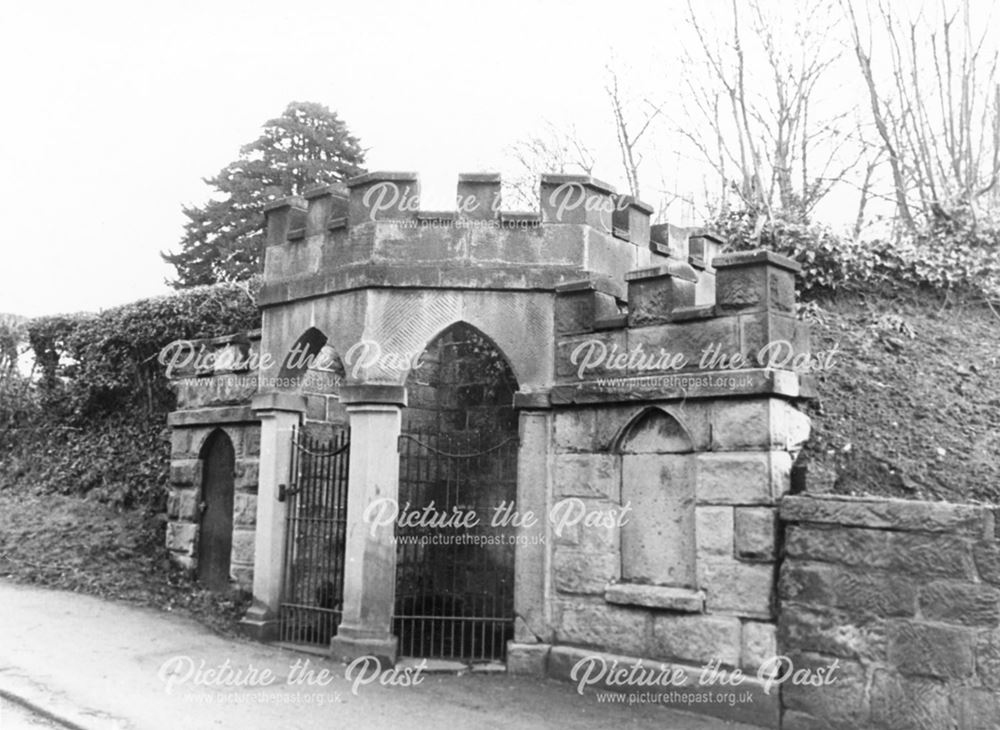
xmin=550 ymin=248 xmax=811 ymax=403
xmin=265 ymin=171 xmax=657 ymax=242
xmin=259 ymin=171 xmax=732 ymax=307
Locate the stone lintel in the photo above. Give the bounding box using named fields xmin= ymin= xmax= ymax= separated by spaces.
xmin=168 ymin=405 xmax=257 ymax=427
xmin=513 ymin=391 xmax=551 ymax=409
xmin=339 ymin=384 xmax=407 ymax=406
xmin=604 ymin=583 xmax=705 ymax=612
xmin=251 ymin=392 xmax=308 ymax=414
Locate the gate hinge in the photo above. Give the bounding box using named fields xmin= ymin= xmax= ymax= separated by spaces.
xmin=277 ymin=483 xmax=300 ymax=502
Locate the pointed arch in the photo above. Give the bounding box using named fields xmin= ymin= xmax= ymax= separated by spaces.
xmin=403 ymin=321 xmax=519 ymax=435
xmin=614 ymin=407 xmax=694 ymax=454
xmin=616 ymin=407 xmax=697 ymax=588
xmin=277 ymin=326 xmax=345 ymax=391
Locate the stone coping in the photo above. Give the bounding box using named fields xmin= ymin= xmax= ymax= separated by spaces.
xmin=713 ymin=250 xmax=802 ymax=274
xmin=781 ymin=493 xmax=996 ymax=537
xmin=346 ymin=171 xmax=419 ymax=188
xmin=538 ymin=173 xmax=616 ymax=196
xmin=263 ymin=196 xmax=306 ymax=213
xmin=550 ymin=368 xmax=805 ymax=405
xmin=617 ymin=194 xmax=655 ymax=215
xmin=624 ymin=261 xmax=698 ymax=284
xmin=554 ymin=276 xmax=627 ymax=300
xmin=258 ymin=264 xmax=592 ymax=306
xmin=458 ymin=172 xmax=501 ymax=183
xmin=303 ymin=184 xmax=348 ymax=200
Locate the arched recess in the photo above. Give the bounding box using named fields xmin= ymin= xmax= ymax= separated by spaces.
xmin=402 ymin=321 xmax=518 ymax=435
xmin=394 ymin=321 xmax=520 ymax=661
xmin=616 ymin=408 xmax=697 ymax=588
xmin=276 ymin=327 xmax=345 ymax=393
xmin=198 ymin=428 xmax=235 ymax=591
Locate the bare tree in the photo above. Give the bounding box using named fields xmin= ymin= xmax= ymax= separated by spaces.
xmin=503 ymin=122 xmax=596 ymax=209
xmin=678 ymin=0 xmax=864 ymax=228
xmin=605 ymin=65 xmax=664 ymax=200
xmin=844 ymin=0 xmax=1000 ymax=228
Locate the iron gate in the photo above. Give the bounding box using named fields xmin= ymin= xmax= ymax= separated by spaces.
xmin=278 ymin=427 xmax=350 ymax=646
xmin=394 ymin=430 xmax=518 ymax=662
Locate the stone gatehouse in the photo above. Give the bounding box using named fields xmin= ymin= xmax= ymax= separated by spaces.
xmin=165 ymin=170 xmax=817 ymax=726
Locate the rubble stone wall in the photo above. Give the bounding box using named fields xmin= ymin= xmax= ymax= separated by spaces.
xmin=779 ymin=493 xmax=1000 ymax=729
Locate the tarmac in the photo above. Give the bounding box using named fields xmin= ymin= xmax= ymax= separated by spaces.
xmin=0 ymin=582 xmax=762 ymax=730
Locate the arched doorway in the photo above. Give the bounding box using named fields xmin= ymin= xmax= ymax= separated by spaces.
xmin=198 ymin=429 xmax=235 ymax=591
xmin=395 ymin=322 xmax=519 ymax=662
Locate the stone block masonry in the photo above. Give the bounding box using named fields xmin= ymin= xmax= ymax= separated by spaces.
xmin=165 ymin=332 xmax=264 ymax=591
xmin=167 ymin=169 xmax=824 ymax=728
xmin=779 ymin=493 xmax=1000 ymax=729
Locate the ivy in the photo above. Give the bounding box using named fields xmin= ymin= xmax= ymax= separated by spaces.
xmin=711 ymin=207 xmax=1000 ymax=300
xmin=2 ymin=280 xmax=261 ymax=509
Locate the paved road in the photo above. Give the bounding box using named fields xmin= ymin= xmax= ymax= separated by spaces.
xmin=0 ymin=582 xmax=762 ymax=730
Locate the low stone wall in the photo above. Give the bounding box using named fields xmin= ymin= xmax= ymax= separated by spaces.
xmin=778 ymin=494 xmax=1000 ymax=729
xmin=505 ymin=398 xmax=811 ymax=728
xmin=166 ymin=416 xmax=261 ymax=589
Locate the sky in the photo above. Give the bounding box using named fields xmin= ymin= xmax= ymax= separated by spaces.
xmin=2 ymin=0 xmax=977 ymax=317
xmin=1 ymin=0 xmax=684 ymax=316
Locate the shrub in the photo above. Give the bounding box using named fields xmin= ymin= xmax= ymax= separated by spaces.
xmin=2 ymin=280 xmax=261 ymax=509
xmin=709 ymin=207 xmax=1000 ymax=300
xmin=709 ymin=208 xmax=874 ymax=296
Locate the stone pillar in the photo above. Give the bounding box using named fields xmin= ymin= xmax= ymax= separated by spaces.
xmin=240 ymin=392 xmax=305 ymax=640
xmin=507 ymin=394 xmax=554 ymax=675
xmin=330 ymin=384 xmax=406 ymax=665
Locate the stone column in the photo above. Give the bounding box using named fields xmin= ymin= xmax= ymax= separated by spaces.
xmin=330 ymin=385 xmax=406 ymax=665
xmin=240 ymin=392 xmax=305 ymax=640
xmin=507 ymin=394 xmax=554 ymax=675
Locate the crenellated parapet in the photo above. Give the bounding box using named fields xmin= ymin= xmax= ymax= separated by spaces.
xmin=257 ymin=167 xmax=811 ymax=402
xmin=551 ymin=248 xmax=812 ymax=404
xmin=258 ymin=171 xmax=667 ymax=305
